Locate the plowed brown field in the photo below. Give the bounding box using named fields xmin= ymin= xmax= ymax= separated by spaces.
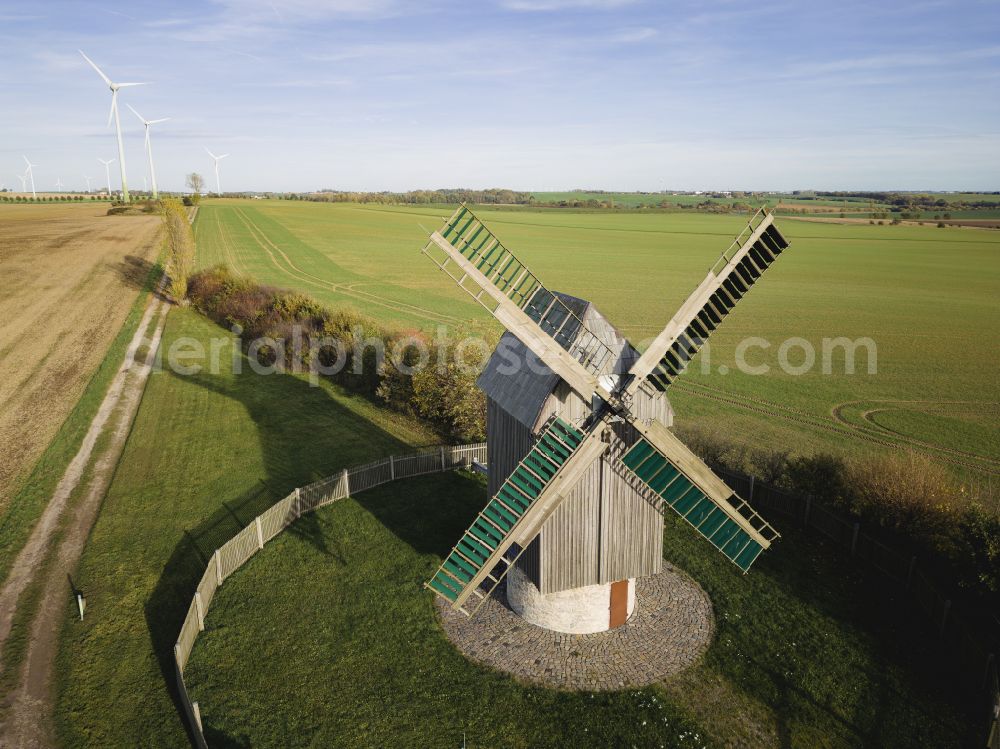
xmin=0 ymin=204 xmax=160 ymax=507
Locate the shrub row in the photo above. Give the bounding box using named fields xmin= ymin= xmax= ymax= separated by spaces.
xmin=676 ymin=423 xmax=1000 ymax=608
xmin=187 ymin=266 xmax=495 ymax=442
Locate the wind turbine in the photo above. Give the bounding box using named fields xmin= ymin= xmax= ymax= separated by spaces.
xmin=79 ymin=50 xmax=146 ymax=203
xmin=205 ymin=148 xmax=229 ymax=196
xmin=127 ymin=104 xmax=168 ymax=200
xmin=17 ymin=173 xmax=27 ymax=193
xmin=84 ymin=174 xmax=92 ymax=193
xmin=55 ymin=177 xmax=65 ymax=191
xmin=23 ymin=156 xmax=37 ymax=199
xmin=98 ymin=157 xmax=116 ymax=197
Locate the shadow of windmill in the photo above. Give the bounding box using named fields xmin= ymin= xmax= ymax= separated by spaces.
xmin=144 ymin=359 xmax=440 ymax=747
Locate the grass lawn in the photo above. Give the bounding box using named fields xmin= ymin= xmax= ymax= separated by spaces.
xmin=182 ymin=471 xmax=975 ymax=748
xmin=53 ymin=308 xmax=439 ymax=748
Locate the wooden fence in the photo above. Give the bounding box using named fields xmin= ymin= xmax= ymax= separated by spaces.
xmin=171 ymin=446 xmax=997 ymax=748
xmin=172 ymin=442 xmax=488 ymax=749
xmin=716 ymin=467 xmax=999 ymax=748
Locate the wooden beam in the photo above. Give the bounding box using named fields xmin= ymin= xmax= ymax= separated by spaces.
xmin=623 ymin=212 xmax=776 ymax=398
xmin=628 ymin=419 xmax=772 ymax=548
xmin=450 ymin=430 xmax=609 ymax=609
xmin=427 ymin=231 xmax=607 ymax=402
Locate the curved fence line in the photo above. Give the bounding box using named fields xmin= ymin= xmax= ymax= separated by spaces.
xmin=172 ymin=445 xmax=996 ymax=748
xmin=172 ymin=442 xmax=487 ymax=749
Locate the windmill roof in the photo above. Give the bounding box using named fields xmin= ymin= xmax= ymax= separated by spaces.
xmin=477 ymin=292 xmax=640 ymax=429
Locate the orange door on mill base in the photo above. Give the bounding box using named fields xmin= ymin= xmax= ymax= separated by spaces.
xmin=609 ymin=579 xmax=628 ymax=628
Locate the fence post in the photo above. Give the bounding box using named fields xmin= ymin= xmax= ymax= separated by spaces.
xmin=192 ymin=701 xmax=204 ymax=733
xmin=255 ymin=516 xmax=264 ymax=549
xmin=389 ymin=455 xmax=395 ymax=480
xmin=906 ymin=556 xmax=917 ymax=590
xmin=214 ymin=549 xmax=222 ymax=586
xmin=294 ymin=487 xmax=302 ymax=518
xmin=343 ymin=468 xmax=350 ymax=497
xmin=851 ymin=523 xmax=860 ymax=556
xmin=194 ymin=591 xmax=205 ymax=631
xmin=440 ymin=446 xmax=446 ymax=470
xmin=803 ymin=495 xmax=812 ymax=527
xmin=940 ymin=599 xmax=951 ymax=637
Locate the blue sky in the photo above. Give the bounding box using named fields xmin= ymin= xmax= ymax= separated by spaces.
xmin=1 ymin=0 xmax=998 ymax=193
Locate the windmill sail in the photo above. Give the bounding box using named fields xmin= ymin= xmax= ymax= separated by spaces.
xmin=426 ymin=417 xmax=606 ymax=614
xmin=422 ymin=206 xmax=793 ymax=615
xmin=422 ymin=205 xmax=615 ymax=400
xmin=625 ymin=208 xmax=790 ymax=393
xmin=618 ymin=422 xmax=778 ymax=572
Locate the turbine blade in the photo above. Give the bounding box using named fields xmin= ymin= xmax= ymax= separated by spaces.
xmin=148 ymin=117 xmax=170 ymax=124
xmin=108 ymin=90 xmax=117 ymax=127
xmin=79 ymin=50 xmax=112 ymax=86
xmin=115 ymin=82 xmax=147 ymax=88
xmin=126 ymin=103 xmax=145 ymax=122
xmin=205 ymin=147 xmax=217 ymax=159
xmin=218 ymin=154 xmax=230 ymax=160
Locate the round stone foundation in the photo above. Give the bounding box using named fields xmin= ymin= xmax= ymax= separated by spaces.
xmin=436 ymin=563 xmax=714 ymax=690
xmin=505 ymin=566 xmax=635 ymax=634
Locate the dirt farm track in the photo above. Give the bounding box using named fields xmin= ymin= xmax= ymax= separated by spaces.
xmin=0 ymin=204 xmax=160 ymax=507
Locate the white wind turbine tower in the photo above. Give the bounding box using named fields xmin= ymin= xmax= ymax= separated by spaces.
xmin=205 ymin=148 xmax=229 ymax=196
xmin=127 ymin=105 xmax=169 ymax=200
xmin=55 ymin=177 xmax=65 ymax=191
xmin=17 ymin=173 xmax=28 ymax=193
xmin=22 ymin=156 xmax=37 ymax=199
xmin=84 ymin=174 xmax=92 ymax=193
xmin=79 ymin=50 xmax=147 ymax=203
xmin=98 ymin=157 xmax=116 ymax=197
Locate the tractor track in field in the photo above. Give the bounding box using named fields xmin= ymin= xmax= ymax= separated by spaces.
xmin=671 ymin=380 xmax=1000 ymax=476
xmin=230 ymin=207 xmax=468 ymax=328
xmin=213 ymin=205 xmax=248 ymax=276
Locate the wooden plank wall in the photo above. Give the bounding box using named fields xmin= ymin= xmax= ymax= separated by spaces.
xmin=488 ymin=394 xmax=665 ymax=596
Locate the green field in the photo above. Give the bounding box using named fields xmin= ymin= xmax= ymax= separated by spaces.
xmin=194 ymin=200 xmax=1000 ymax=481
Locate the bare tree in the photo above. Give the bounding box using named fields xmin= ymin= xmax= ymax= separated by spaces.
xmin=186 ymin=172 xmax=205 ymax=196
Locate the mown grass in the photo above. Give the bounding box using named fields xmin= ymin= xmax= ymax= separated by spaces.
xmin=0 ymin=261 xmax=161 ymax=586
xmin=182 ymin=471 xmax=974 ymax=749
xmin=53 ymin=308 xmax=439 ymax=748
xmin=193 ymin=200 xmax=1000 ymax=477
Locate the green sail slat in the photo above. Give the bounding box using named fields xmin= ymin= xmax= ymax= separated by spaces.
xmin=444 ymin=558 xmax=474 ymax=583
xmin=734 ymin=540 xmax=764 ymax=571
xmin=429 ymin=577 xmax=459 ymax=601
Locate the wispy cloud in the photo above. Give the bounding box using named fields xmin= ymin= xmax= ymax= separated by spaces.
xmin=499 ymin=0 xmax=637 ymax=11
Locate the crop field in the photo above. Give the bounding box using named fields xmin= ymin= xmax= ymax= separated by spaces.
xmin=0 ymin=203 xmax=160 ymax=510
xmin=195 ymin=200 xmax=1000 ymax=481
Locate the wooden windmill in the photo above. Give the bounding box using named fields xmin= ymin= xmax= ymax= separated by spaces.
xmin=422 ymin=205 xmax=791 ymax=632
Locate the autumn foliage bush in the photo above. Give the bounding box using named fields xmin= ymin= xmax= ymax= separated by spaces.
xmin=187 ymin=266 xmax=492 ymax=441
xmin=676 ymin=423 xmax=1000 ymax=605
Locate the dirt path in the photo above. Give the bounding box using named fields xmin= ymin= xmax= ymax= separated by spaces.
xmin=0 ymin=282 xmax=170 ymax=749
